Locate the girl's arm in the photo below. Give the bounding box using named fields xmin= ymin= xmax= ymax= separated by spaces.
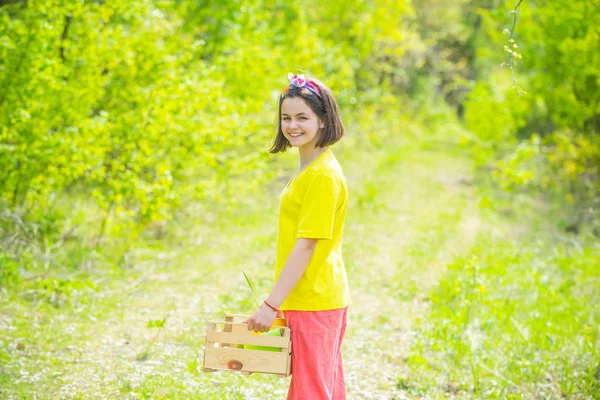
xmin=244 ymin=238 xmax=318 ymax=332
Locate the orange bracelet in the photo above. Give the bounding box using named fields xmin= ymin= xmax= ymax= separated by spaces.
xmin=263 ymin=300 xmax=279 ymax=312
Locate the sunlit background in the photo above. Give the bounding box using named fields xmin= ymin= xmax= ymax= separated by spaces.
xmin=1 ymin=1 xmax=599 ymax=398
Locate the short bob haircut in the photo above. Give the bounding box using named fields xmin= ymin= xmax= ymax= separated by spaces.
xmin=270 ymin=77 xmax=345 ymax=154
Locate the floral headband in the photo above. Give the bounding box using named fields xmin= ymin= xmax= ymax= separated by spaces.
xmin=282 ymin=73 xmax=321 ymax=97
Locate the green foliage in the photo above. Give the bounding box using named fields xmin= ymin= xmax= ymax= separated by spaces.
xmin=22 ymin=277 xmax=98 ymax=307
xmin=137 ymin=316 xmax=167 ymax=361
xmin=463 ymin=0 xmax=600 ymax=232
xmin=0 ymin=252 xmax=20 ymax=287
xmin=146 ymin=318 xmax=166 ymax=329
xmin=463 ymin=80 xmax=523 ymax=165
xmin=0 ymin=0 xmax=421 ymax=287
xmin=410 ymin=236 xmax=600 ymax=398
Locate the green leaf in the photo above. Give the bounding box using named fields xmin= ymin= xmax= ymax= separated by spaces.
xmin=242 ymin=270 xmax=261 ymax=308
xmin=146 ymin=318 xmax=166 ymax=329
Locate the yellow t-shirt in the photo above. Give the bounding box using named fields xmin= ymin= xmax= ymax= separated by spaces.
xmin=275 ymin=148 xmax=350 ymax=311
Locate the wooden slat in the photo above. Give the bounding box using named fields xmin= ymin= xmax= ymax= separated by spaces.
xmin=207 ymin=320 xmax=247 ymax=326
xmin=206 ymin=321 xmax=290 ymax=336
xmin=206 ymin=330 xmax=290 ymax=348
xmin=229 ymin=323 xmax=288 ymax=334
xmin=226 ymin=314 xmax=288 ymax=327
xmin=223 ymin=315 xmax=234 ymax=348
xmin=286 ymin=340 xmax=292 ymax=375
xmin=224 ymin=316 xmax=233 ymax=332
xmin=208 ymin=319 xmax=287 ymax=327
xmin=225 ymin=314 xmax=251 ymax=319
xmin=280 ymin=326 xmax=288 ymax=353
xmin=202 ymin=323 xmax=217 ymax=372
xmin=204 ymin=346 xmax=289 ymax=374
xmin=230 ymin=323 xmax=248 ymax=334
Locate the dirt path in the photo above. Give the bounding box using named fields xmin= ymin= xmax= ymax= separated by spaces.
xmin=340 ymin=142 xmax=481 ymax=399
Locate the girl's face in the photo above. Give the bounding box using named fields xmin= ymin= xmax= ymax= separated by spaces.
xmin=281 ymin=97 xmax=325 ymax=150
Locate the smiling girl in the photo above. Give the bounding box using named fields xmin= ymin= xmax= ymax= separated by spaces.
xmin=244 ymin=73 xmax=350 ymax=399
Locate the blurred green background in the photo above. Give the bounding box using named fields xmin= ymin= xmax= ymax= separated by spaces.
xmin=1 ymin=0 xmax=599 ymax=399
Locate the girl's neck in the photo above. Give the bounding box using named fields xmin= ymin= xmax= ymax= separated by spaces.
xmin=298 ymin=146 xmax=328 ymax=169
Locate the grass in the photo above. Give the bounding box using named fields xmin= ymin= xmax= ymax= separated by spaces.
xmin=1 ymin=119 xmax=599 ymax=399
xmin=406 ymin=235 xmax=600 ymax=398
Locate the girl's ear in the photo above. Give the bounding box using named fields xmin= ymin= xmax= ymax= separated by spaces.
xmin=319 ymin=120 xmax=325 ymax=129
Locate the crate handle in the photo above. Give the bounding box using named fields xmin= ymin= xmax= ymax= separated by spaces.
xmin=207 ymin=320 xmax=288 ymax=328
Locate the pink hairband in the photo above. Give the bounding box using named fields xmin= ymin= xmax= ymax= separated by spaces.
xmin=282 ymin=73 xmax=321 ymax=97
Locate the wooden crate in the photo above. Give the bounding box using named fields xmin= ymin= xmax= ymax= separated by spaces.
xmin=203 ymin=314 xmax=292 ymax=377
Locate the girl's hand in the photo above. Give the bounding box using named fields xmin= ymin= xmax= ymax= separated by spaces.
xmin=243 ymin=303 xmax=278 ymax=333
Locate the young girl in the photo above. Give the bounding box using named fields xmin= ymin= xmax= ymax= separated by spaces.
xmin=244 ymin=73 xmax=350 ymax=399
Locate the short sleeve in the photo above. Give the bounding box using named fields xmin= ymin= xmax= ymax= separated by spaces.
xmin=296 ymin=174 xmax=340 ymax=240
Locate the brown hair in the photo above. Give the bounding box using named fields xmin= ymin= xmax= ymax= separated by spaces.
xmin=269 ymin=77 xmax=345 ymax=154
